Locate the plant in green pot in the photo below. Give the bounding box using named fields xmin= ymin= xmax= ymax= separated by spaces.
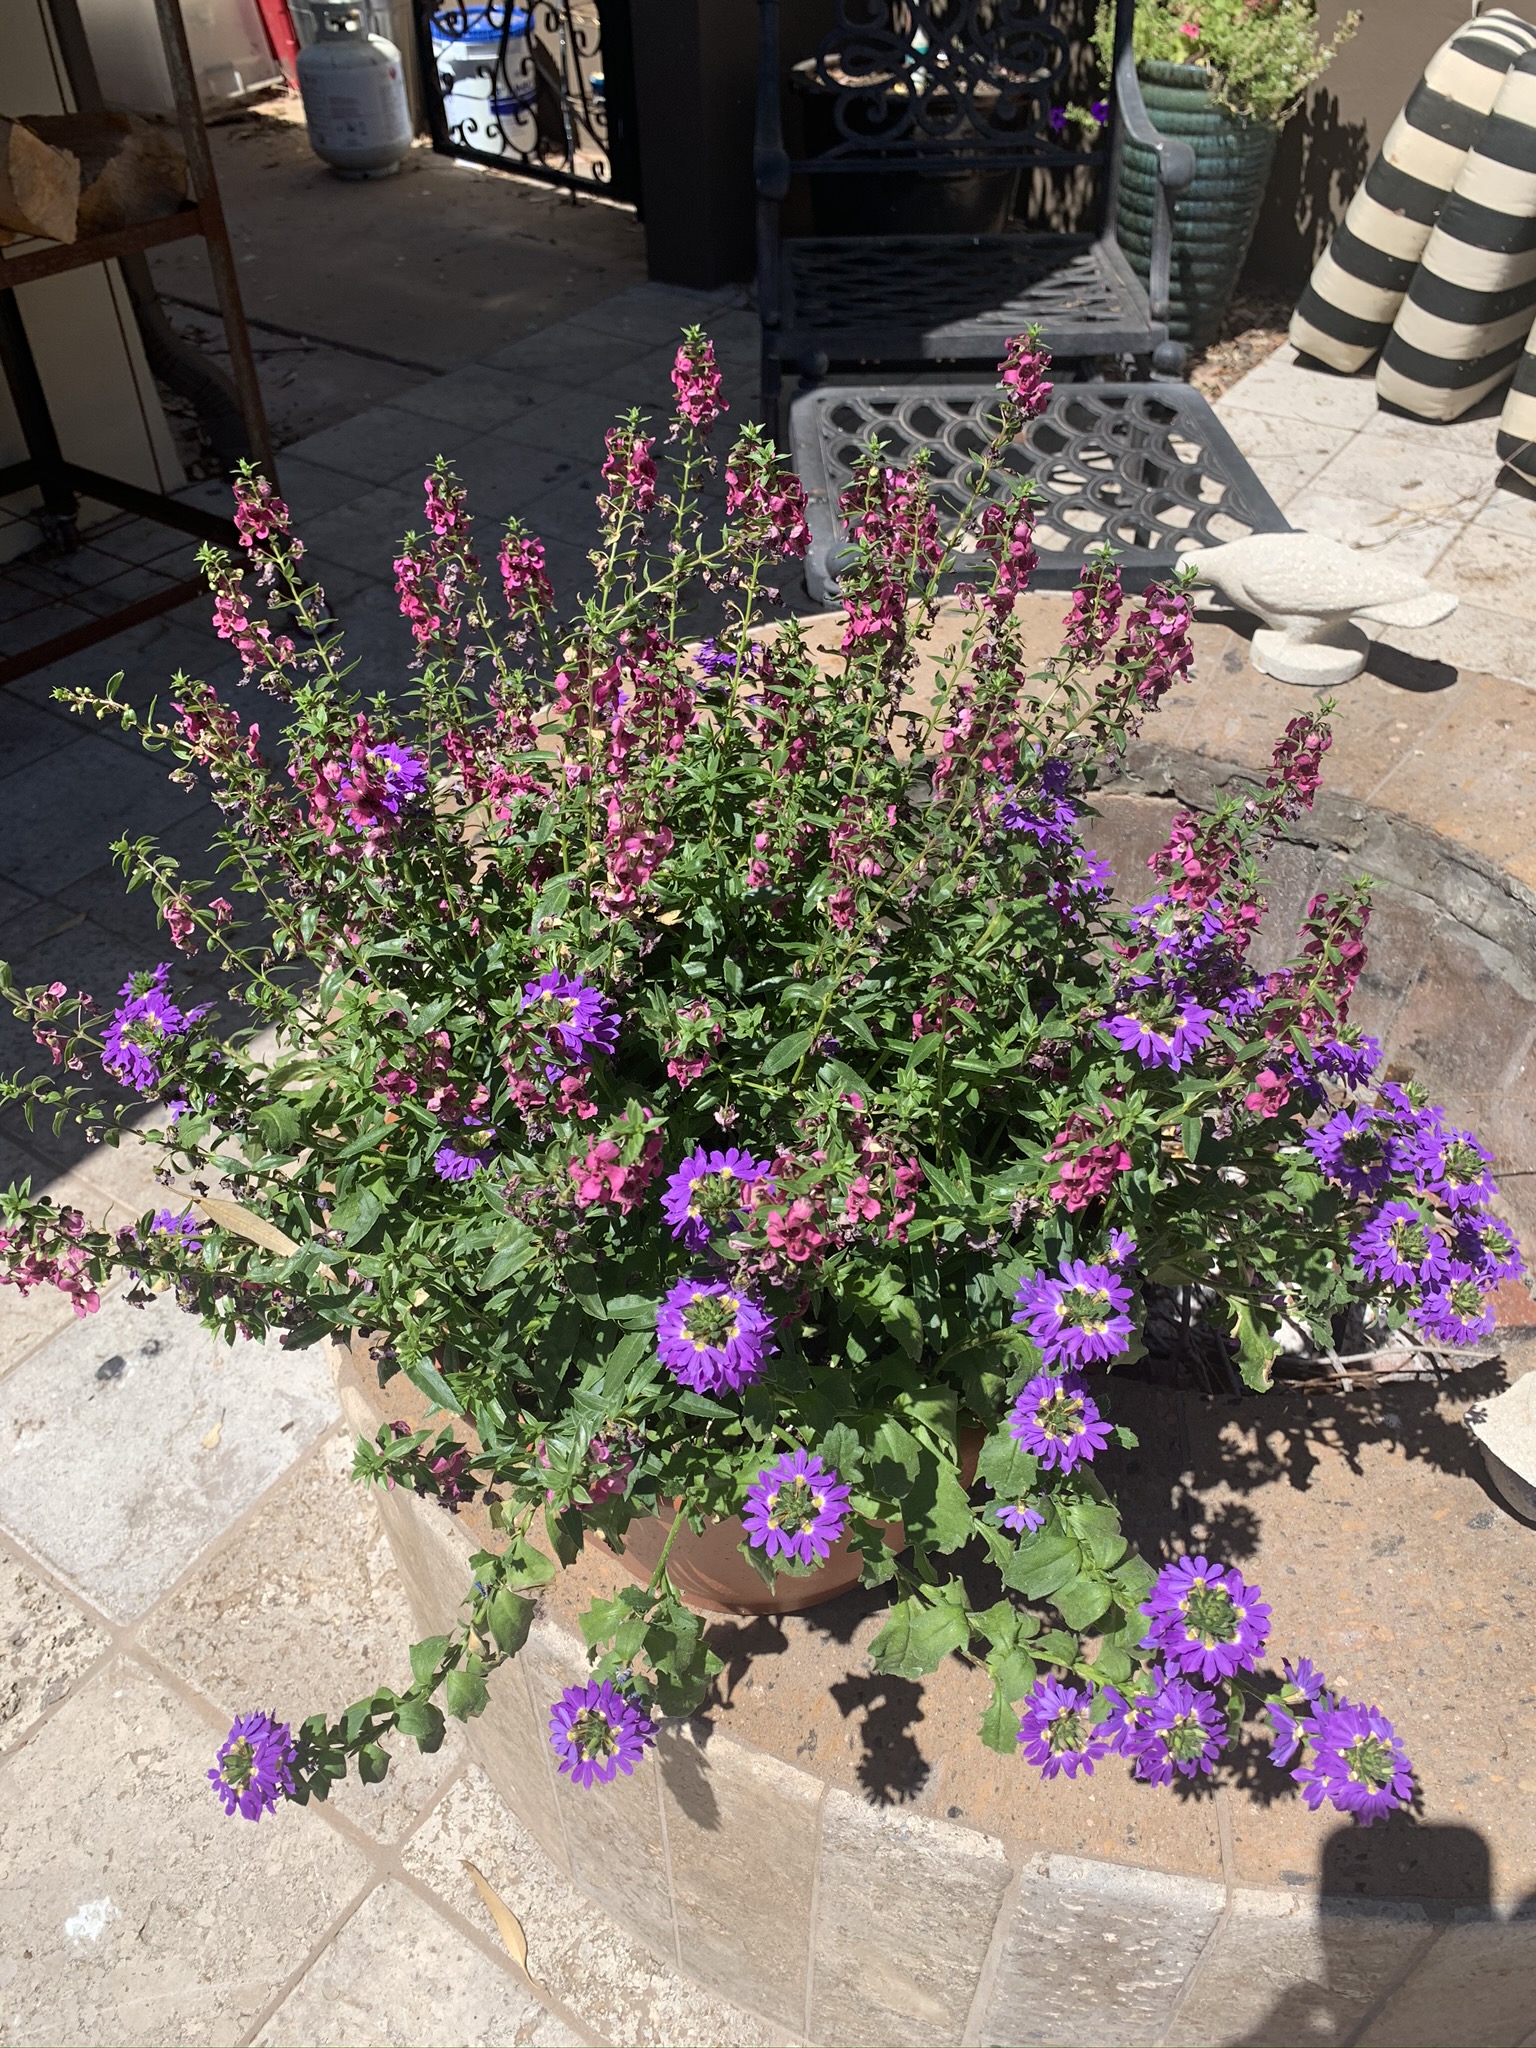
xmin=1 ymin=330 xmax=1516 ymax=1833
xmin=1093 ymin=0 xmax=1359 ymax=352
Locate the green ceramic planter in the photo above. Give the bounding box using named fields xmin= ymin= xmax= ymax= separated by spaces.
xmin=1116 ymin=61 xmax=1278 ymax=351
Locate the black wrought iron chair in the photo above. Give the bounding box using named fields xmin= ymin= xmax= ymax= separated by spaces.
xmin=755 ymin=0 xmax=1196 ymax=439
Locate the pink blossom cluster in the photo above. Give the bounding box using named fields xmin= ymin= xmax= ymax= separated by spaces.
xmin=670 ymin=331 xmax=726 ymax=435
xmin=1114 ymin=583 xmax=1194 ymax=723
xmin=601 ymin=796 xmax=676 ymax=915
xmin=394 ymin=467 xmax=478 ymax=652
xmin=174 ymin=688 xmax=264 ymax=780
xmin=568 ymin=1130 xmax=664 ymax=1214
xmin=29 ymin=979 xmax=90 ymax=1071
xmin=0 ymin=1207 xmax=99 ymax=1317
xmin=291 ymin=717 xmax=403 ymax=850
xmin=930 ymin=647 xmax=1026 ymax=802
xmin=232 ymin=473 xmax=296 ymax=558
xmin=1045 ymin=1110 xmax=1132 ymax=1211
xmin=723 ymin=432 xmax=812 ymax=558
xmin=839 ymin=463 xmax=944 ymax=653
xmin=208 ymin=558 xmax=297 ymax=692
xmin=497 ymin=523 xmax=554 ymax=623
xmin=998 ymin=330 xmax=1053 ymax=421
xmin=840 ymin=1099 xmax=923 ymax=1242
xmin=665 ymin=999 xmax=721 ymax=1088
xmin=1267 ymin=714 xmax=1333 ymax=823
xmin=376 ymin=1030 xmax=487 ymax=1123
xmin=974 ymin=495 xmax=1039 ymax=619
xmin=1297 ymin=887 xmax=1371 ymax=1030
xmin=600 ymin=425 xmax=657 ymax=516
xmin=826 ymin=794 xmax=897 ymax=930
xmin=1062 ymin=554 xmax=1124 ymax=663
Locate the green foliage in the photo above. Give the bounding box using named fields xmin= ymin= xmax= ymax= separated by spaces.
xmin=1095 ymin=0 xmax=1359 ymax=124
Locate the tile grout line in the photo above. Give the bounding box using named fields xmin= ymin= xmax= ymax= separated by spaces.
xmin=235 ymin=1868 xmax=390 ymax=2048
xmin=958 ymin=1845 xmax=1024 ymax=2048
xmin=1158 ymin=1793 xmax=1239 ymax=2048
xmin=1340 ymin=1917 xmax=1450 ymax=2048
xmin=800 ymin=1777 xmax=829 ymax=2044
xmin=652 ymin=1739 xmax=684 ymax=1975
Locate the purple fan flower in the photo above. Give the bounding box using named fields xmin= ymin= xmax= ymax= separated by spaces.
xmin=1007 ymin=1371 xmax=1112 ymax=1474
xmin=209 ymin=1711 xmax=296 ymax=1820
xmin=519 ymin=970 xmax=620 ymax=1066
xmin=1351 ymin=1200 xmax=1453 ymax=1290
xmin=372 ymin=742 xmax=428 ymax=809
xmin=1048 ymin=852 xmax=1112 ymax=918
xmin=1266 ymin=1701 xmax=1301 ymax=1769
xmin=997 ymin=763 xmax=1078 ymax=846
xmin=694 ymin=637 xmax=738 ymax=678
xmin=1221 ymin=980 xmax=1266 ymax=1026
xmin=1102 ymin=1681 xmax=1158 ymax=1759
xmin=102 ymin=965 xmax=206 ymax=1094
xmin=1283 ymin=1656 xmax=1329 ymax=1701
xmin=1047 ymin=106 xmax=1068 ymax=131
xmin=661 ymin=1146 xmax=773 ymax=1250
xmin=1448 ymin=1212 xmax=1525 ymax=1285
xmin=1412 ymin=1278 xmax=1496 ymax=1347
xmin=1141 ymin=1555 xmax=1271 ymax=1682
xmin=1107 ymin=1228 xmax=1138 ymax=1268
xmin=1378 ymin=1085 xmax=1446 ymax=1176
xmin=1103 ymin=1007 xmax=1203 ymax=1070
xmin=1090 ymin=97 xmax=1109 ymax=120
xmin=995 ymin=1500 xmax=1045 ymax=1534
xmin=1293 ymin=1698 xmax=1414 ymax=1826
xmin=1303 ymin=1033 xmax=1382 ymax=1087
xmin=1017 ymin=1674 xmax=1112 ymax=1780
xmin=548 ymin=1678 xmax=655 ymax=1788
xmin=1013 ymin=1258 xmax=1135 ymax=1368
xmin=1416 ymin=1129 xmax=1499 ymax=1212
xmin=657 ymin=1277 xmax=774 ymax=1394
xmin=434 ymin=1144 xmax=485 ymax=1182
xmin=1128 ymin=1672 xmax=1228 ymax=1787
xmin=742 ymin=1447 xmax=852 ymax=1563
xmin=150 ymin=1208 xmax=202 ymax=1251
xmin=1305 ymin=1106 xmax=1392 ymax=1200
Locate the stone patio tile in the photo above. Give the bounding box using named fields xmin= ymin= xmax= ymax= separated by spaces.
xmin=0 ymin=689 xmax=81 ymax=782
xmin=810 ymin=1791 xmax=1010 ymax=2048
xmin=0 ymin=1290 xmax=337 ymax=1623
xmin=1375 ymin=596 xmax=1534 ymax=695
xmin=0 ymin=1549 xmax=111 ymax=1755
xmin=393 ymin=364 xmax=570 ymax=433
xmin=0 ymin=735 xmax=204 ymax=897
xmin=402 ymin=1764 xmax=792 ymax=2048
xmin=512 ymin=387 xmax=640 ymax=460
xmin=483 ymin=321 xmax=660 ymax=387
xmin=1386 ymin=926 xmax=1536 ymax=1105
xmin=1278 ymin=487 xmax=1464 ymax=577
xmin=1362 ymin=397 xmax=1505 ymax=461
xmin=1307 ymin=436 xmax=1495 ymax=530
xmin=1359 ymin=1913 xmax=1536 ymax=2048
xmin=1219 ymin=348 xmax=1383 ymax=431
xmin=977 ymin=1853 xmax=1224 ymax=2048
xmin=1212 ymin=406 xmax=1354 ymax=503
xmin=254 ymin=1878 xmax=565 ymax=2048
xmin=1434 ymin=523 xmax=1536 ymax=625
xmin=1472 ymin=477 xmax=1536 ymax=541
xmin=1171 ymin=1891 xmax=1435 ymax=2047
xmin=567 ymin=283 xmax=741 ymax=348
xmin=0 ymin=1657 xmax=369 ymax=2047
xmin=659 ymin=1721 xmax=820 ymax=2034
xmin=1368 ymin=675 xmax=1536 ymax=872
xmin=300 ymin=482 xmax=428 ymax=579
xmin=283 ymin=405 xmax=473 ymax=491
xmin=140 ymin=1432 xmax=462 ymax=1844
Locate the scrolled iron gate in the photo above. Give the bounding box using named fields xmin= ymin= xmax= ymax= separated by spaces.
xmin=415 ymin=0 xmax=640 ymax=202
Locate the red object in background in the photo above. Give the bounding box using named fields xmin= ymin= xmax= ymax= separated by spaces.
xmin=253 ymin=0 xmax=301 ymax=86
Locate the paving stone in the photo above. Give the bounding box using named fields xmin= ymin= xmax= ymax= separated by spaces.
xmin=0 ymin=1289 xmax=336 ymax=1622
xmin=284 ymin=405 xmax=475 ymax=490
xmin=254 ymin=1878 xmax=562 ymax=2048
xmin=1213 ymin=406 xmax=1357 ymax=506
xmin=402 ymin=1764 xmax=791 ymax=2047
xmin=976 ymin=1853 xmax=1224 ymax=2048
xmin=0 ymin=1550 xmax=110 ymax=1755
xmin=300 ymin=482 xmax=426 ymax=580
xmin=1370 ymin=677 xmax=1536 ymax=875
xmin=1358 ymin=1912 xmax=1536 ymax=2048
xmin=277 ymin=453 xmax=387 ymax=526
xmin=1434 ymin=523 xmax=1536 ymax=627
xmin=393 ymin=364 xmax=570 ymax=432
xmin=484 ymin=321 xmax=664 ymax=387
xmin=0 ymin=735 xmax=204 ymax=897
xmin=1375 ymin=597 xmax=1535 ymax=695
xmin=140 ymin=1432 xmax=462 ymax=1843
xmin=810 ymin=1790 xmax=1010 ymax=2048
xmin=566 ymin=283 xmax=743 ymax=348
xmin=0 ymin=690 xmax=81 ymax=781
xmin=1218 ymin=348 xmax=1383 ymax=432
xmin=659 ymin=1720 xmax=820 ymax=2033
xmin=1276 ymin=488 xmax=1463 ymax=579
xmin=1171 ymin=1890 xmax=1435 ymax=2047
xmin=1386 ymin=926 xmax=1536 ymax=1105
xmin=0 ymin=1657 xmax=369 ymax=2046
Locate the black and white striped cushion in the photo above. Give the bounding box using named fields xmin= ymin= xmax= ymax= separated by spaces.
xmin=1495 ymin=306 xmax=1536 ymax=475
xmin=1378 ymin=46 xmax=1536 ymax=417
xmin=1290 ymin=10 xmax=1536 ymax=374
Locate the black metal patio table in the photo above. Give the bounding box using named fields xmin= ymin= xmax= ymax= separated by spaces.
xmin=788 ymin=378 xmax=1291 ymax=605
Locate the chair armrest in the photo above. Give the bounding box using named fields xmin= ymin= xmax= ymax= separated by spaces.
xmin=1115 ymin=44 xmax=1196 ymax=195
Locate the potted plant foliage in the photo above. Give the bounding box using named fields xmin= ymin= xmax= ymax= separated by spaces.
xmin=2 ymin=331 xmax=1518 ymax=1830
xmin=1095 ymin=0 xmax=1360 ymax=349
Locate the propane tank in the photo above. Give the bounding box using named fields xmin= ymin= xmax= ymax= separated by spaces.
xmin=297 ymin=1 xmax=413 ymax=180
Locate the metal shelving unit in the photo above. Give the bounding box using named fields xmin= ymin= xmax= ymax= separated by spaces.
xmin=0 ymin=0 xmax=276 ymax=688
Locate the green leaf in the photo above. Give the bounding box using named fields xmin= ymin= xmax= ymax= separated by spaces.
xmin=986 ymin=1644 xmax=1038 ymax=1704
xmin=816 ymin=1422 xmax=863 ymax=1482
xmin=330 ymin=1186 xmax=383 ymax=1244
xmin=495 ymin=1533 xmax=556 ymax=1591
xmin=1181 ymin=1115 xmax=1203 ymax=1163
xmin=403 ymin=1356 xmax=460 ymax=1415
xmin=881 ymin=1290 xmax=924 ymax=1362
xmin=356 ymin=1741 xmax=390 ymax=1784
xmin=1231 ymin=1299 xmax=1278 ymax=1392
xmin=409 ymin=1635 xmax=451 ymax=1689
xmin=1112 ymin=1424 xmax=1139 ymax=1450
xmin=868 ymin=1595 xmax=969 ymax=1678
xmin=393 ymin=1697 xmax=446 ymax=1751
xmin=1034 ymin=1628 xmax=1081 ymax=1666
xmin=486 ymin=1587 xmax=534 ymax=1657
xmin=975 ymin=1426 xmax=1039 ymax=1500
xmin=980 ymin=1676 xmax=1021 ymax=1755
xmin=1065 ymin=1497 xmax=1128 ymax=1572
xmin=1092 ymin=1644 xmax=1133 ymax=1687
xmin=999 ymin=1529 xmax=1080 ymax=1601
xmin=762 ymin=1028 xmax=815 ymax=1075
xmin=579 ymin=1593 xmax=635 ymax=1648
xmin=908 ymin=1456 xmax=975 ymax=1556
xmin=1052 ymin=1569 xmax=1113 ymax=1630
xmin=444 ymin=1661 xmax=490 ymax=1720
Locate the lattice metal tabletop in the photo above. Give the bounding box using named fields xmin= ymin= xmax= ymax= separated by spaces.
xmin=789 ymin=379 xmax=1290 ymax=604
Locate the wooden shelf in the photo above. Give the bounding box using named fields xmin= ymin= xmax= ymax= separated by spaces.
xmin=0 ymin=205 xmax=206 ymax=290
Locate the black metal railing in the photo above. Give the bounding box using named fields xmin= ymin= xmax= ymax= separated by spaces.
xmin=415 ymin=0 xmax=639 ymax=203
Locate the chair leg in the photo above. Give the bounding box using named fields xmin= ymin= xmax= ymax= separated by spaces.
xmin=761 ymin=335 xmax=785 ymax=447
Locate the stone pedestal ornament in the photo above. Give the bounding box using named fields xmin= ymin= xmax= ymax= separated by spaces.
xmin=1187 ymin=532 xmax=1458 ymax=686
xmin=1466 ymin=1370 xmax=1536 ymax=1522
